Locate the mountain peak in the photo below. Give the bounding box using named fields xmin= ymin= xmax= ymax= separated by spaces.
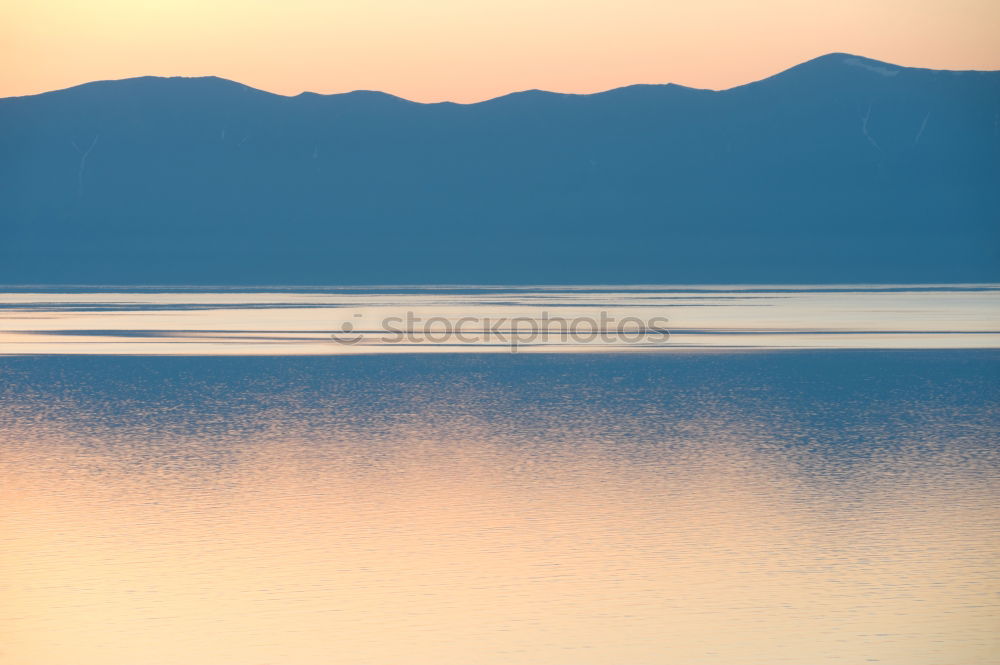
xmin=718 ymin=52 xmax=916 ymax=94
xmin=15 ymin=74 xmax=275 ymax=103
xmin=296 ymin=88 xmax=410 ymax=100
xmin=772 ymin=52 xmax=903 ymax=78
xmin=800 ymin=52 xmax=902 ymax=75
xmin=770 ymin=52 xmax=1000 ymax=82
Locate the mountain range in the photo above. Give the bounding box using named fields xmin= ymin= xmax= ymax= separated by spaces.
xmin=1 ymin=53 xmax=998 ymax=285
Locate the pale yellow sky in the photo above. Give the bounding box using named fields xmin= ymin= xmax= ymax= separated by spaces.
xmin=2 ymin=0 xmax=998 ymax=102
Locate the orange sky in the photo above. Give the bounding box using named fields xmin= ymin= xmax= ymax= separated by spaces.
xmin=2 ymin=0 xmax=999 ymax=102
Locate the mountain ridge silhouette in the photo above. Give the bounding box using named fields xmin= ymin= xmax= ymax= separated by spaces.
xmin=6 ymin=52 xmax=995 ymax=104
xmin=1 ymin=53 xmax=997 ymax=285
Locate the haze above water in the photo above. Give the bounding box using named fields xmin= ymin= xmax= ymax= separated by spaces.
xmin=1 ymin=286 xmax=998 ymax=665
xmin=1 ymin=284 xmax=998 ymax=354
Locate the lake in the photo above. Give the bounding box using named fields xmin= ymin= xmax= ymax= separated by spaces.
xmin=1 ymin=286 xmax=998 ymax=664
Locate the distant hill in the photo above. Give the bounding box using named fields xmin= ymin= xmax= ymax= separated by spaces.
xmin=1 ymin=53 xmax=997 ymax=285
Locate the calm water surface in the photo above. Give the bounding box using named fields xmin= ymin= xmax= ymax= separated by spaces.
xmin=0 ymin=287 xmax=998 ymax=664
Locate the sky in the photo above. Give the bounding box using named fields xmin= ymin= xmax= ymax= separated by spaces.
xmin=2 ymin=0 xmax=999 ymax=103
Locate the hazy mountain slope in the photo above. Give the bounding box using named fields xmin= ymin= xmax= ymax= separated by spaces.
xmin=1 ymin=53 xmax=997 ymax=284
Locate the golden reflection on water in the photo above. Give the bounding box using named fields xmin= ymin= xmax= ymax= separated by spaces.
xmin=1 ymin=354 xmax=998 ymax=664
